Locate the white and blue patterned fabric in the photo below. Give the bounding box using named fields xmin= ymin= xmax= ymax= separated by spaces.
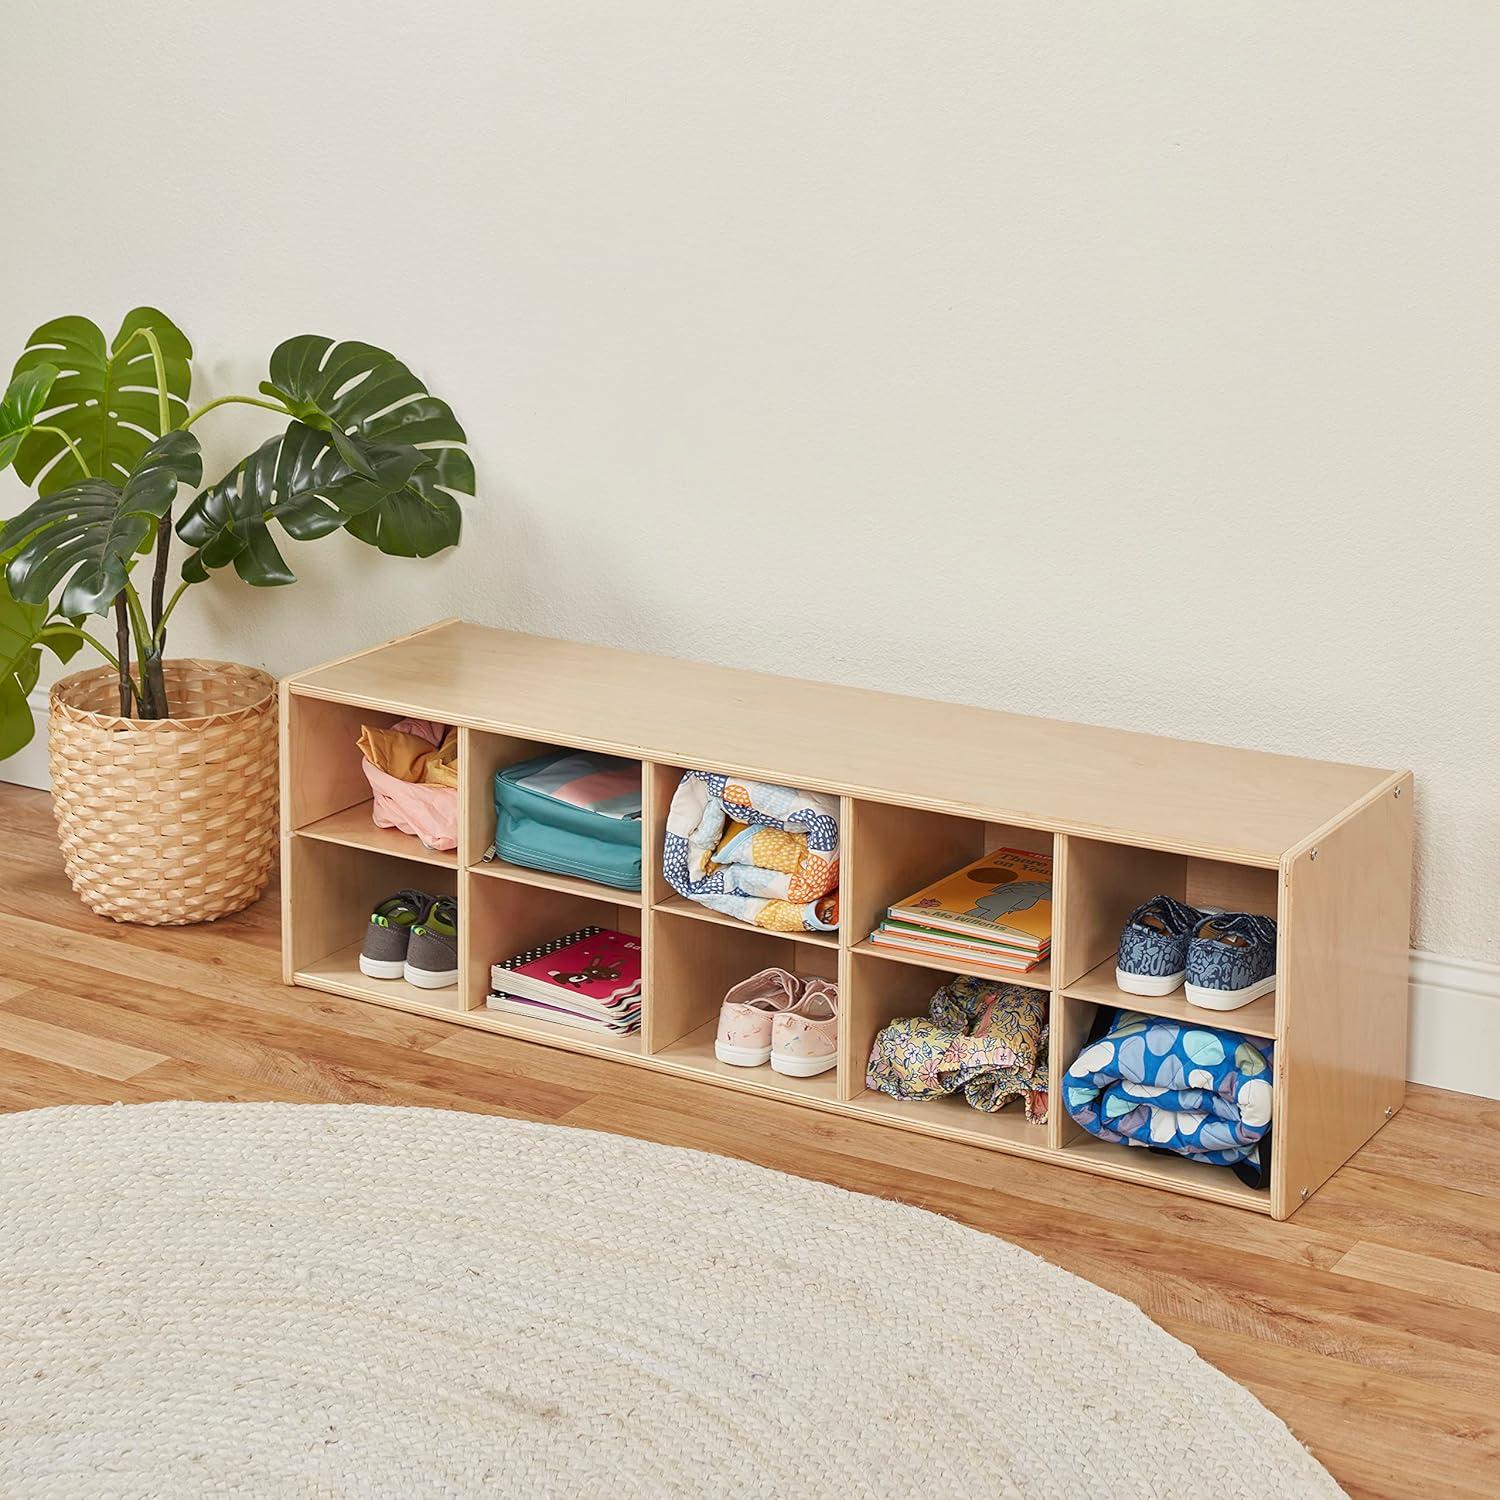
xmin=662 ymin=770 xmax=840 ymax=933
xmin=1064 ymin=1009 xmax=1274 ymax=1184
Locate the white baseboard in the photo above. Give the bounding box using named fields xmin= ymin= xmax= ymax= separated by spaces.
xmin=1 ymin=708 xmax=1496 ymax=1100
xmin=1407 ymin=950 xmax=1500 ymax=1100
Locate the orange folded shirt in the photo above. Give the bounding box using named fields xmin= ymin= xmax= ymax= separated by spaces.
xmin=357 ymin=725 xmax=459 ymax=788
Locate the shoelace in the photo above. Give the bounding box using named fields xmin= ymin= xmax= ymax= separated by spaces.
xmin=722 ymin=967 xmax=803 ymax=1011
xmin=793 ymin=978 xmax=839 ymax=1019
xmin=1133 ymin=894 xmax=1202 ymax=937
xmin=1199 ymin=912 xmax=1276 ymax=947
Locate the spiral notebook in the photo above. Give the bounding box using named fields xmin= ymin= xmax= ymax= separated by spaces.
xmin=486 ymin=926 xmax=643 ymax=1034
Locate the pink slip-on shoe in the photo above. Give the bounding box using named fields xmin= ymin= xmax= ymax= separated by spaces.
xmin=715 ymin=968 xmax=803 ymax=1067
xmin=771 ymin=979 xmax=839 ymax=1078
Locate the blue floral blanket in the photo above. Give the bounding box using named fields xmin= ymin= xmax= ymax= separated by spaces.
xmin=1063 ymin=1010 xmax=1274 ymax=1182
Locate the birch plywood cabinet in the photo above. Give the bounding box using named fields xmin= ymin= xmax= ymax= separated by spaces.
xmin=280 ymin=619 xmax=1414 ymax=1220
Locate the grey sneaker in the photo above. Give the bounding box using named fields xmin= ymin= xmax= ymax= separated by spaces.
xmin=405 ymin=897 xmax=458 ymax=989
xmin=360 ymin=890 xmax=440 ymax=980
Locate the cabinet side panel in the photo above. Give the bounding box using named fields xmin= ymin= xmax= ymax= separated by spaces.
xmin=1274 ymin=776 xmax=1413 ymax=1218
xmin=280 ymin=680 xmax=295 ymax=984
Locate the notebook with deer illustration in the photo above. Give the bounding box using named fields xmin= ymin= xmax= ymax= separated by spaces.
xmin=489 ymin=926 xmax=642 ymax=1008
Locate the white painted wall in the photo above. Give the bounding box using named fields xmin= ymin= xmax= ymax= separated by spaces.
xmin=3 ymin=1 xmax=1497 ymax=970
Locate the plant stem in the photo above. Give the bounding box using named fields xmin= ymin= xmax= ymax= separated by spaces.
xmin=181 ymin=393 xmax=290 ymax=429
xmin=115 ymin=326 xmax=172 ymax=434
xmin=60 ymin=628 xmax=124 ymax=674
xmin=150 ymin=515 xmax=172 ymax=639
xmin=121 ymin=582 xmax=167 ymax=718
xmin=113 ymin=597 xmax=135 ymax=715
xmin=142 ymin=648 xmax=168 ymax=723
xmin=32 ymin=425 xmax=91 ymax=479
xmin=154 ymin=579 xmax=191 ymax=645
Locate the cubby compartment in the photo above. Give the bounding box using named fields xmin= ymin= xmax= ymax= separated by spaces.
xmin=286 ymin=836 xmax=462 ymax=1011
xmin=462 ymin=728 xmax=645 ymax=904
xmin=1056 ymin=838 xmax=1279 ymax=1035
xmin=845 ymin=799 xmax=1053 ymax=989
xmin=841 ymin=948 xmax=1050 ymax=1156
xmin=646 ymin=760 xmax=842 ymax=946
xmin=287 ymin=694 xmax=458 ymax=867
xmin=1052 ymin=994 xmax=1272 ymax=1212
xmin=463 ymin=873 xmax=643 ymax=1054
xmin=646 ymin=907 xmax=840 ymax=1103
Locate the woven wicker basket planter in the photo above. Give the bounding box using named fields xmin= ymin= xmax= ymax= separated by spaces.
xmin=48 ymin=660 xmax=279 ymax=926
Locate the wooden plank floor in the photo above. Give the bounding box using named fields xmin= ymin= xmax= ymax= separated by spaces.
xmin=0 ymin=783 xmax=1495 ymax=1498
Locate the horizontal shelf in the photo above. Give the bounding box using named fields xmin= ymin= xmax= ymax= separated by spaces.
xmin=1062 ymin=958 xmax=1277 ymax=1039
xmin=470 ymin=1000 xmax=643 ymax=1057
xmin=850 ymin=938 xmax=1051 ymax=992
xmin=653 ymin=896 xmax=840 ymax=949
xmin=1060 ymin=1135 xmax=1272 ymax=1213
xmin=847 ymin=1088 xmax=1051 ymax=1158
xmin=295 ymin=940 xmax=466 ymax=1014
xmin=295 ymin=803 xmax=458 ymax=868
xmin=469 ymin=858 xmax=644 ymax=907
xmin=655 ymin=1019 xmax=841 ymax=1105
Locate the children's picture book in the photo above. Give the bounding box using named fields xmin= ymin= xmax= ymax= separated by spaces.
xmin=489 ymin=926 xmax=643 ymax=1008
xmin=887 ymin=848 xmax=1053 ymax=948
xmin=870 ymin=919 xmax=1045 ymax=972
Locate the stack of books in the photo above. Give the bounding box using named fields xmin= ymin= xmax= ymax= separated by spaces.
xmin=870 ymin=847 xmax=1052 ymax=973
xmin=486 ymin=926 xmax=642 ymax=1035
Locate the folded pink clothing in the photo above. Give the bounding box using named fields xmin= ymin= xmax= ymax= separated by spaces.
xmin=360 ymin=718 xmax=458 ymax=850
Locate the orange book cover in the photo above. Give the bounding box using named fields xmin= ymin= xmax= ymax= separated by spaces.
xmin=888 ymin=847 xmax=1052 ymax=945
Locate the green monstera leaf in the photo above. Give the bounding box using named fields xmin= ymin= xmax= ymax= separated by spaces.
xmin=176 ymin=422 xmax=430 ymax=587
xmin=0 ymin=364 xmax=59 ymax=472
xmin=0 ymin=574 xmax=46 ymax=758
xmin=257 ymin=336 xmax=474 ymax=557
xmin=2 ymin=431 xmax=202 ymax=617
xmin=0 ymin=555 xmax=83 ymax=759
xmin=8 ymin=308 xmax=191 ymax=492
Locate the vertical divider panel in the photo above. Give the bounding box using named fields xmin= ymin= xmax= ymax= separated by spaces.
xmin=1047 ymin=833 xmax=1072 ymax=1150
xmin=836 ymin=796 xmax=858 ymax=1100
xmin=456 ymin=727 xmax=485 ymax=1013
xmin=278 ymin=681 xmax=297 ymax=984
xmin=644 ymin=762 xmax=681 ymax=908
xmin=640 ymin=760 xmax=672 ymax=1051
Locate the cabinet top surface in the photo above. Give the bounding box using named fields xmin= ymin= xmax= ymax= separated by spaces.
xmin=289 ymin=620 xmax=1399 ymax=863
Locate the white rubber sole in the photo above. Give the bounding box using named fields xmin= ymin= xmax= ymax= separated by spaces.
xmin=1184 ymin=974 xmax=1276 ymax=1011
xmin=1115 ymin=968 xmax=1185 ymax=997
xmin=404 ymin=964 xmax=459 ymax=990
xmin=359 ymin=955 xmax=407 ymax=980
xmin=714 ymin=1041 xmax=771 ymax=1067
xmin=769 ymin=1051 xmax=837 ymax=1078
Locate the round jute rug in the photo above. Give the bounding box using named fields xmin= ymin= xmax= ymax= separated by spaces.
xmin=1 ymin=1103 xmax=1339 ymax=1498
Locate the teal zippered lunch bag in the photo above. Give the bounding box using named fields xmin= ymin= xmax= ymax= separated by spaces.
xmin=492 ymin=751 xmax=643 ymax=891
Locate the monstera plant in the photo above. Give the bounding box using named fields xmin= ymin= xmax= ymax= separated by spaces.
xmin=0 ymin=307 xmax=473 ymax=753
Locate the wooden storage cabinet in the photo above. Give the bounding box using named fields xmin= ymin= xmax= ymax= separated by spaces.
xmin=281 ymin=619 xmax=1414 ymax=1221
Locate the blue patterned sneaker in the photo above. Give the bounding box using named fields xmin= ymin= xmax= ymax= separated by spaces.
xmin=1184 ymin=913 xmax=1277 ymax=1011
xmin=1115 ymin=895 xmax=1203 ymax=996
